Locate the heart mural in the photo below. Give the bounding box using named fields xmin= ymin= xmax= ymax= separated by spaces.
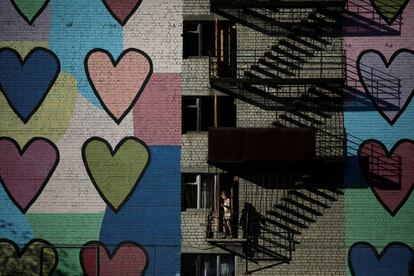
xmin=0 ymin=137 xmax=59 ymax=213
xmin=102 ymin=0 xmax=143 ymax=26
xmin=358 ymin=139 xmax=414 ymax=216
xmin=80 ymin=241 xmax=148 ymax=276
xmin=0 ymin=47 xmax=60 ymax=124
xmin=357 ymin=49 xmax=414 ymax=125
xmin=348 ymin=242 xmax=414 ymax=276
xmin=82 ymin=137 xmax=150 ymax=213
xmin=0 ymin=238 xmax=58 ymax=275
xmin=11 ymin=0 xmax=50 ymax=25
xmin=85 ymin=48 xmax=153 ymax=124
xmin=370 ymin=0 xmax=409 ymax=25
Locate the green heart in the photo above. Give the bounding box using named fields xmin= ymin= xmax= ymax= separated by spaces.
xmin=11 ymin=0 xmax=50 ymax=25
xmin=371 ymin=0 xmax=408 ymax=25
xmin=82 ymin=137 xmax=150 ymax=213
xmin=0 ymin=239 xmax=58 ymax=276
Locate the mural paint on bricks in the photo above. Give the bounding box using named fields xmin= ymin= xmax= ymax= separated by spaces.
xmin=82 ymin=137 xmax=150 ymax=213
xmin=348 ymin=242 xmax=414 ymax=276
xmin=100 ymin=146 xmax=181 ymax=276
xmin=0 ymin=238 xmax=58 ymax=276
xmin=80 ymin=241 xmax=148 ymax=276
xmin=10 ymin=0 xmax=50 ymax=25
xmin=28 ymin=95 xmax=134 ymax=213
xmin=357 ymin=49 xmax=414 ymax=125
xmin=370 ymin=0 xmax=409 ymax=25
xmin=27 ymin=213 xmax=104 ymax=275
xmin=0 ymin=47 xmax=60 ymax=123
xmin=49 ymin=0 xmax=123 ymax=106
xmin=85 ymin=48 xmax=153 ymax=124
xmin=0 ymin=1 xmax=50 ymax=40
xmin=102 ymin=0 xmax=143 ymax=26
xmin=133 ymin=73 xmax=181 ymax=146
xmin=0 ymin=137 xmax=59 ymax=213
xmin=358 ymin=139 xmax=414 ymax=216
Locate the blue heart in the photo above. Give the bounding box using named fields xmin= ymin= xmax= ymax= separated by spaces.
xmin=0 ymin=47 xmax=60 ymax=123
xmin=349 ymin=242 xmax=414 ymax=276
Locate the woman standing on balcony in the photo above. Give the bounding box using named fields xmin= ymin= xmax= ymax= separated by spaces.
xmin=221 ymin=190 xmax=232 ymax=238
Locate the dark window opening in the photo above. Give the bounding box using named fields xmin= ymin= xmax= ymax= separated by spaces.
xmin=182 ymin=174 xmax=215 ymax=211
xmin=181 ymin=254 xmax=235 ymax=276
xmin=217 ymin=96 xmax=236 ymax=128
xmin=182 ymin=96 xmax=236 ymax=134
xmin=182 ymin=96 xmax=214 ymax=133
xmin=183 ymin=21 xmax=215 ymax=59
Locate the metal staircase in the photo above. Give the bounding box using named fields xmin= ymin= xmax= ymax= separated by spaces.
xmin=205 ymin=0 xmax=404 ymax=273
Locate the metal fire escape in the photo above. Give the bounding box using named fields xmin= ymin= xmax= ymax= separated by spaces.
xmin=205 ymin=0 xmax=403 ymax=273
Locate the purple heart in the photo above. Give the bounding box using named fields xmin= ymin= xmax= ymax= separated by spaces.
xmin=0 ymin=137 xmax=59 ymax=213
xmin=357 ymin=49 xmax=414 ymax=125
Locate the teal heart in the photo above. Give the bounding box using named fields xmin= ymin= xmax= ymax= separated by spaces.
xmin=11 ymin=0 xmax=50 ymax=25
xmin=82 ymin=137 xmax=150 ymax=213
xmin=371 ymin=0 xmax=409 ymax=25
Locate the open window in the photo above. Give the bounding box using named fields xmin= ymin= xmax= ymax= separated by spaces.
xmin=182 ymin=96 xmax=236 ymax=134
xmin=181 ymin=254 xmax=235 ymax=276
xmin=183 ymin=21 xmax=215 ymax=59
xmin=182 ymin=174 xmax=216 ymax=211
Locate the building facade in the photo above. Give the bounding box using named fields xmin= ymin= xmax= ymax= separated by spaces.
xmin=0 ymin=0 xmax=414 ymax=275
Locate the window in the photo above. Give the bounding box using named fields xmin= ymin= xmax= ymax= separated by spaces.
xmin=183 ymin=21 xmax=215 ymax=58
xmin=181 ymin=254 xmax=235 ymax=276
xmin=182 ymin=97 xmax=214 ymax=133
xmin=182 ymin=96 xmax=236 ymax=133
xmin=182 ymin=174 xmax=215 ymax=210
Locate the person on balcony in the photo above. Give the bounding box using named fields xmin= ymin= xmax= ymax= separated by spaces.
xmin=221 ymin=190 xmax=232 ymax=238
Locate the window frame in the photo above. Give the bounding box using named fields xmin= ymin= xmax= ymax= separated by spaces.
xmin=181 ymin=254 xmax=235 ymax=276
xmin=183 ymin=20 xmax=215 ymax=59
xmin=182 ymin=173 xmax=217 ymax=210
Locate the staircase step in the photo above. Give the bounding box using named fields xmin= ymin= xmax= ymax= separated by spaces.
xmin=304 ymin=187 xmax=338 ymax=201
xmin=286 ymin=34 xmax=325 ymax=51
xmin=254 ymin=244 xmax=291 ymax=261
xmin=263 ymin=52 xmax=301 ymax=69
xmin=244 ymin=70 xmax=263 ymax=80
xmin=287 ymin=110 xmax=324 ymax=125
xmin=243 ymin=8 xmax=289 ymax=30
xmin=288 ymin=191 xmax=330 ymax=208
xmin=279 ymin=40 xmax=314 ymax=57
xmin=308 ymin=87 xmax=342 ymax=103
xmin=260 ymin=225 xmax=300 ymax=244
xmin=244 ymin=71 xmax=283 ymax=90
xmin=317 ymin=8 xmax=342 ymax=21
xmin=309 ymin=13 xmax=337 ymax=28
xmin=272 ymin=121 xmax=288 ymax=128
xmin=325 ymin=187 xmax=344 ymax=195
xmin=267 ymin=211 xmax=309 ymax=228
xmin=261 ymin=217 xmax=302 ymax=235
xmin=295 ymin=99 xmax=333 ymax=118
xmin=258 ymin=58 xmax=296 ymax=76
xmin=251 ymin=65 xmax=281 ymax=79
xmin=282 ymin=198 xmax=323 ymax=216
xmin=279 ymin=115 xmax=309 ymax=128
xmin=258 ymin=234 xmax=293 ymax=251
xmin=273 ymin=205 xmax=316 ymax=223
xmin=271 ymin=46 xmax=307 ymax=63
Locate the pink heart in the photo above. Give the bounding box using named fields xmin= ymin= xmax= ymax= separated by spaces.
xmin=358 ymin=139 xmax=414 ymax=216
xmin=102 ymin=0 xmax=142 ymax=26
xmin=80 ymin=241 xmax=148 ymax=276
xmin=0 ymin=137 xmax=59 ymax=213
xmin=85 ymin=48 xmax=153 ymax=124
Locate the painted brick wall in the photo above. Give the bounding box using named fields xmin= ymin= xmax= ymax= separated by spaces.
xmin=344 ymin=1 xmax=414 ymax=276
xmin=0 ymin=0 xmax=182 ymax=275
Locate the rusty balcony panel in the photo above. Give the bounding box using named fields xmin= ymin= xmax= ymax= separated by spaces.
xmin=208 ymin=127 xmax=315 ymax=162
